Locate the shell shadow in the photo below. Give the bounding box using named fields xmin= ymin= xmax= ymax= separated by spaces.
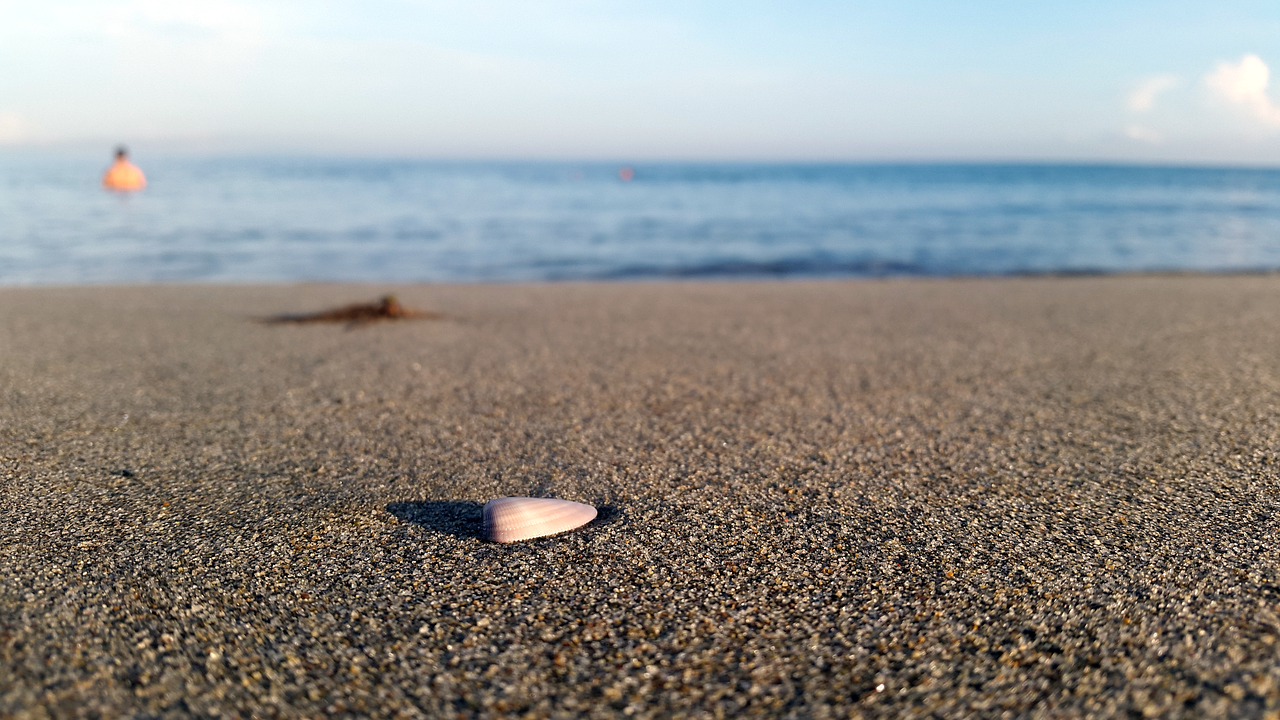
xmin=385 ymin=500 xmax=484 ymax=540
xmin=589 ymin=504 xmax=624 ymax=529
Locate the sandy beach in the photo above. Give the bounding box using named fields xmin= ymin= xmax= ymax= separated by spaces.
xmin=3 ymin=276 xmax=1280 ymax=718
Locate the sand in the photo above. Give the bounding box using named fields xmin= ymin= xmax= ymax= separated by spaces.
xmin=2 ymin=277 xmax=1280 ymax=718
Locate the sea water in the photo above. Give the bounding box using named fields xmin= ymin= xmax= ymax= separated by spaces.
xmin=4 ymin=154 xmax=1280 ymax=285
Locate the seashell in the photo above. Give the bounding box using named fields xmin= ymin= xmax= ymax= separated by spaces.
xmin=483 ymin=497 xmax=598 ymax=543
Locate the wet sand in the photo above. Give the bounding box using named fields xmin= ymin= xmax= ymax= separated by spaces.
xmin=3 ymin=277 xmax=1280 ymax=718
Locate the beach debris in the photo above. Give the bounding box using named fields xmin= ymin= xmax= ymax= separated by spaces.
xmin=483 ymin=497 xmax=598 ymax=543
xmin=262 ymin=295 xmax=441 ymax=328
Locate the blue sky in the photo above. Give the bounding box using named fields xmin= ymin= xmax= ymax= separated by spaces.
xmin=3 ymin=0 xmax=1280 ymax=162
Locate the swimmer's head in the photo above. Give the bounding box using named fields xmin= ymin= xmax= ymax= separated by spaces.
xmin=115 ymin=146 xmax=128 ymax=160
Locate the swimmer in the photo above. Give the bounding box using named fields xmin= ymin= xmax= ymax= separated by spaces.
xmin=102 ymin=146 xmax=146 ymax=191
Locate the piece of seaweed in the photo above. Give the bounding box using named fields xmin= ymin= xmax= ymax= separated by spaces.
xmin=262 ymin=295 xmax=442 ymax=329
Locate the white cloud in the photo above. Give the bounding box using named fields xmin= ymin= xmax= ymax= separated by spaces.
xmin=100 ymin=0 xmax=267 ymax=43
xmin=1206 ymin=54 xmax=1280 ymax=126
xmin=1124 ymin=124 xmax=1162 ymax=143
xmin=1127 ymin=75 xmax=1177 ymax=112
xmin=0 ymin=112 xmax=31 ymax=144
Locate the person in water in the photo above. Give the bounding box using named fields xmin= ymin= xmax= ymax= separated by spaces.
xmin=102 ymin=146 xmax=146 ymax=191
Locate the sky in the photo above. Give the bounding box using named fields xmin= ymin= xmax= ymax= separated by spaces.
xmin=3 ymin=0 xmax=1280 ymax=162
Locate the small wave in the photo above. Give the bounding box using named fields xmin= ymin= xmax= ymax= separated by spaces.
xmin=596 ymin=257 xmax=928 ymax=280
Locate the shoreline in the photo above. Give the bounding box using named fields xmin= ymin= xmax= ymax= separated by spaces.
xmin=3 ymin=264 xmax=1280 ymax=290
xmin=2 ymin=264 xmax=1280 ymax=292
xmin=4 ymin=276 xmax=1280 ymax=716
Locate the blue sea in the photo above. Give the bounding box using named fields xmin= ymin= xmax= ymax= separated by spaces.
xmin=4 ymin=154 xmax=1280 ymax=285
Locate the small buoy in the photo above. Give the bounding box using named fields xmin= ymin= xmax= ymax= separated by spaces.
xmin=618 ymin=166 xmax=635 ymax=182
xmin=483 ymin=497 xmax=597 ymax=543
xmin=102 ymin=146 xmax=146 ymax=192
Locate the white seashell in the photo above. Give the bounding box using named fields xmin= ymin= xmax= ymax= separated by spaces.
xmin=483 ymin=497 xmax=598 ymax=543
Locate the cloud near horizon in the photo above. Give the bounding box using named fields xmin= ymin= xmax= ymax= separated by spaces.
xmin=1124 ymin=124 xmax=1163 ymax=144
xmin=1128 ymin=75 xmax=1178 ymax=112
xmin=0 ymin=113 xmax=31 ymax=144
xmin=1206 ymin=54 xmax=1280 ymax=126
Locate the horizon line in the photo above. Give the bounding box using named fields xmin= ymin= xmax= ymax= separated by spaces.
xmin=4 ymin=147 xmax=1280 ymax=172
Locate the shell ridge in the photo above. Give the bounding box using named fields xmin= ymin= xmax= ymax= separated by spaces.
xmin=482 ymin=497 xmax=597 ymax=542
xmin=492 ymin=506 xmax=591 ymax=531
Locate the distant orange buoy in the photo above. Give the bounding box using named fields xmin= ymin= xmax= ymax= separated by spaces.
xmin=103 ymin=146 xmax=146 ymax=192
xmin=618 ymin=166 xmax=635 ymax=182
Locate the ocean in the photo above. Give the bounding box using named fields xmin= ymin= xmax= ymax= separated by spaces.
xmin=4 ymin=154 xmax=1280 ymax=285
